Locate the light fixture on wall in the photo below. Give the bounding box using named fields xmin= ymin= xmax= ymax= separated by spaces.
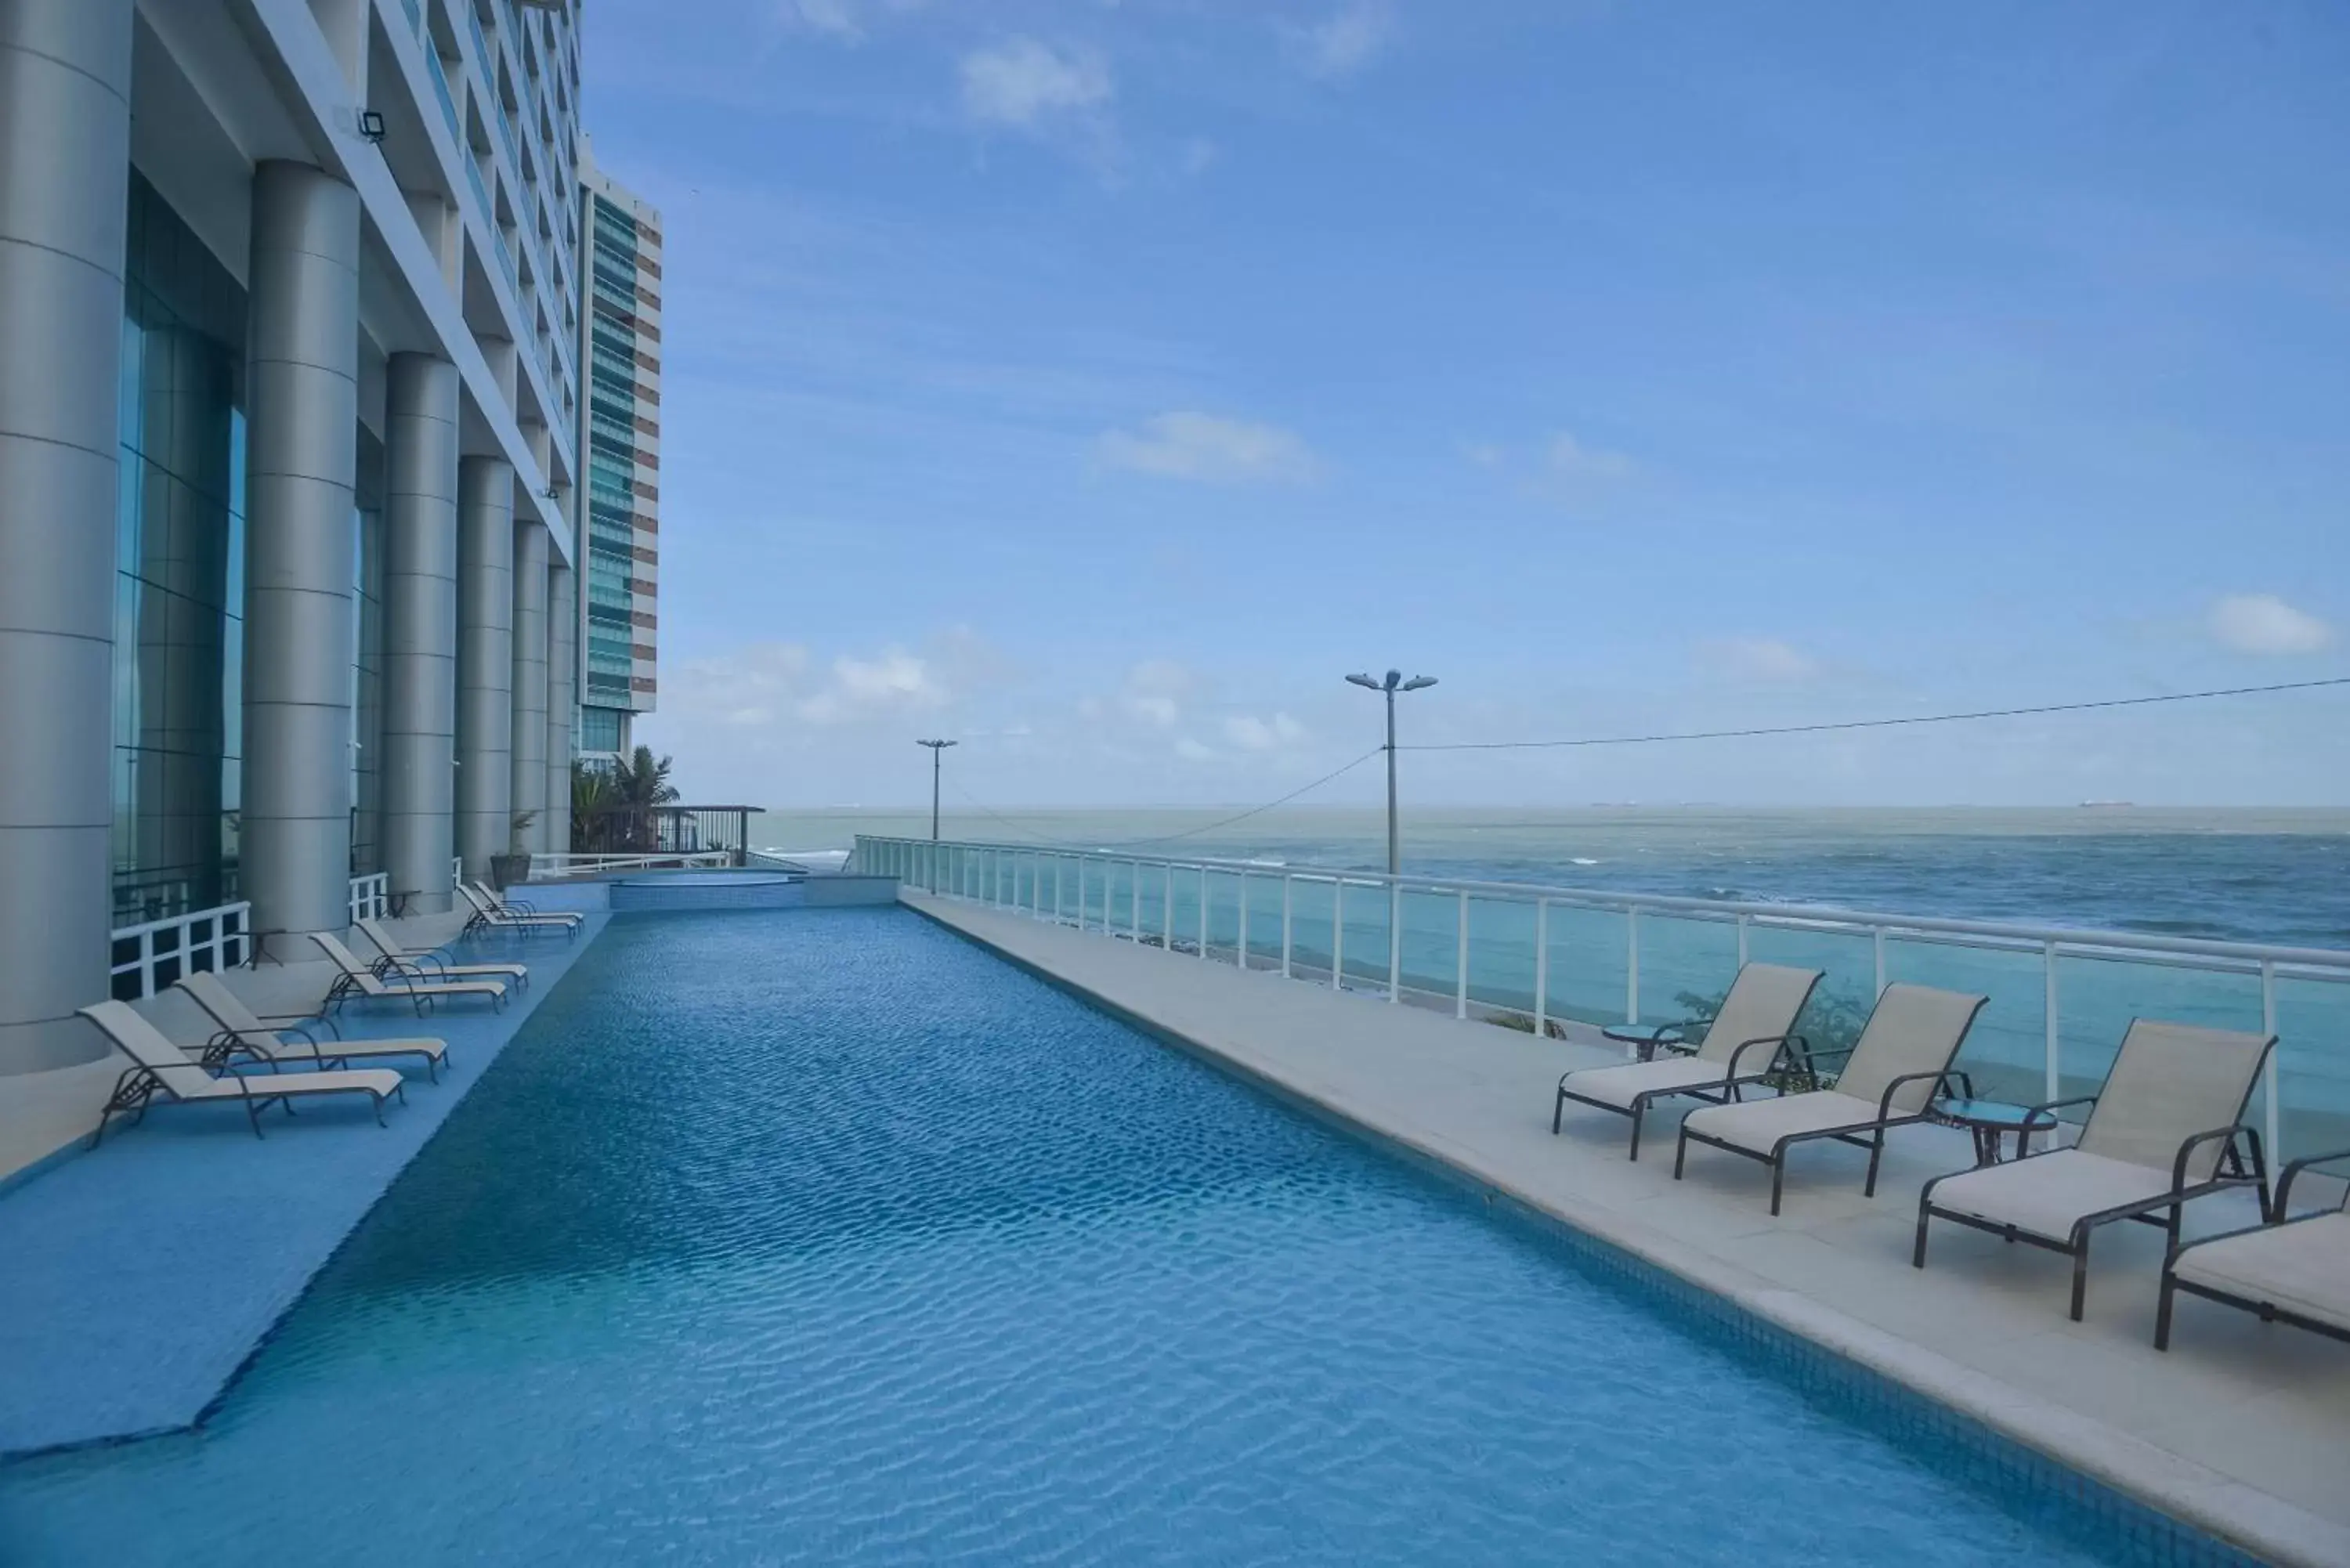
xmin=357 ymin=109 xmax=387 ymax=143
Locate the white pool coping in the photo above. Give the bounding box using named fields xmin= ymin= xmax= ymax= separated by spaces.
xmin=906 ymin=891 xmax=2350 ymax=1568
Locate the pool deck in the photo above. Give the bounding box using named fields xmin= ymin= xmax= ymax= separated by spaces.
xmin=0 ymin=896 xmax=610 ymax=1457
xmin=905 ymin=891 xmax=2350 ymax=1568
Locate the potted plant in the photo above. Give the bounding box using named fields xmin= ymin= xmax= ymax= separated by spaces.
xmin=490 ymin=809 xmax=539 ymax=890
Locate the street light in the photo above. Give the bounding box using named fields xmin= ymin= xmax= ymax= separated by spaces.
xmin=1344 ymin=669 xmax=1437 ymax=876
xmin=916 ymin=739 xmax=956 ymax=841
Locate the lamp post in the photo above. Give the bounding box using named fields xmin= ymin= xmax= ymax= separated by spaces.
xmin=1345 ymin=670 xmax=1437 ymax=876
xmin=916 ymin=739 xmax=956 ymax=841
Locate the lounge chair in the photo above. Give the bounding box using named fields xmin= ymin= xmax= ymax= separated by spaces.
xmin=1674 ymin=983 xmax=1990 ymax=1213
xmin=1551 ymin=963 xmax=1824 ymax=1160
xmin=355 ymin=916 xmax=529 ymax=989
xmin=79 ymin=999 xmax=405 ymax=1145
xmin=176 ymin=970 xmax=450 ymax=1082
xmin=314 ymin=932 xmax=508 ymax=1015
xmin=2158 ymin=1148 xmax=2350 ymax=1350
xmin=1914 ymin=1020 xmax=2275 ymax=1321
xmin=457 ymin=881 xmax=580 ymax=938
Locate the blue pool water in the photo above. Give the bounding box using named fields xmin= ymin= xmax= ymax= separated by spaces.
xmin=0 ymin=909 xmax=2223 ymax=1564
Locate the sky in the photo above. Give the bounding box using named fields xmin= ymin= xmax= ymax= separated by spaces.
xmin=588 ymin=0 xmax=2350 ymax=811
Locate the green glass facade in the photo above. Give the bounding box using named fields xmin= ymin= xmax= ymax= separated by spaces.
xmin=111 ymin=172 xmax=245 ymax=927
xmin=582 ymin=193 xmax=641 ymax=726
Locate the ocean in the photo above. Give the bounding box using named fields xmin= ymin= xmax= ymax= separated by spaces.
xmin=759 ymin=807 xmax=2350 ymax=950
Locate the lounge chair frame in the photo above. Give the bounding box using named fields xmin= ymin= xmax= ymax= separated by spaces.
xmin=1553 ymin=1029 xmax=1812 ymax=1161
xmin=457 ymin=882 xmax=579 ymax=939
xmin=1676 ymin=1062 xmax=1988 ymax=1216
xmin=81 ymin=1005 xmax=405 ymax=1147
xmin=315 ymin=934 xmax=508 ymax=1017
xmin=1912 ymin=1050 xmax=2275 ymax=1322
xmin=177 ymin=973 xmax=445 ymax=1082
xmin=2157 ymin=1148 xmax=2350 ymax=1351
xmin=355 ymin=917 xmax=528 ymax=990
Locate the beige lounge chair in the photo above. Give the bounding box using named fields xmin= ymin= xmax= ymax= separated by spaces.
xmin=1675 ymin=983 xmax=1990 ymax=1213
xmin=80 ymin=999 xmax=405 ymax=1145
xmin=1914 ymin=1020 xmax=2275 ymax=1321
xmin=457 ymin=881 xmax=580 ymax=938
xmin=1551 ymin=963 xmax=1824 ymax=1160
xmin=176 ymin=970 xmax=450 ymax=1082
xmin=355 ymin=916 xmax=529 ymax=989
xmin=314 ymin=932 xmax=508 ymax=1015
xmin=2159 ymin=1148 xmax=2350 ymax=1350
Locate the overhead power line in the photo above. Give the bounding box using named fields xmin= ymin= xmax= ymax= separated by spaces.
xmin=1401 ymin=677 xmax=2350 ymax=753
xmin=943 ymin=748 xmax=1383 ymax=852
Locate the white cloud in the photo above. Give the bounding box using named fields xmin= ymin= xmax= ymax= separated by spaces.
xmin=1545 ymin=431 xmax=1633 ymax=480
xmin=1461 ymin=441 xmax=1504 ymax=468
xmin=1222 ymin=712 xmax=1307 ymax=751
xmin=1174 ymin=736 xmax=1216 ymax=762
xmin=960 ymin=38 xmax=1112 ymax=128
xmin=1097 ymin=411 xmax=1321 ymax=485
xmin=778 ymin=0 xmax=865 ymax=40
xmin=668 ymin=638 xmax=967 ymax=730
xmin=1119 ymin=659 xmax=1195 ymax=728
xmin=2207 ymin=593 xmax=2334 ymax=656
xmin=1289 ymin=2 xmax=1395 ymax=78
xmin=1697 ymin=638 xmax=1822 ymax=682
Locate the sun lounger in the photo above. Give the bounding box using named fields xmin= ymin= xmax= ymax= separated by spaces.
xmin=1551 ymin=963 xmax=1824 ymax=1160
xmin=79 ymin=1000 xmax=405 ymax=1146
xmin=457 ymin=881 xmax=580 ymax=938
xmin=2158 ymin=1147 xmax=2350 ymax=1350
xmin=1914 ymin=1020 xmax=2275 ymax=1320
xmin=314 ymin=932 xmax=508 ymax=1015
xmin=355 ymin=916 xmax=529 ymax=989
xmin=176 ymin=970 xmax=450 ymax=1081
xmin=1674 ymin=983 xmax=1990 ymax=1213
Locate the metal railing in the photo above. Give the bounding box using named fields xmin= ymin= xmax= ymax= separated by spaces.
xmin=855 ymin=835 xmax=2350 ymax=1164
xmin=110 ymin=901 xmax=251 ymax=1002
xmin=349 ymin=873 xmax=389 ymax=925
xmin=573 ymin=806 xmax=764 ymax=861
xmin=530 ymin=850 xmax=733 ymax=879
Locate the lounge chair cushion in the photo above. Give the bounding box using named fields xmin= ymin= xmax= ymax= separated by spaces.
xmin=2171 ymin=1212 xmax=2350 ymax=1335
xmin=82 ymin=1003 xmax=403 ymax=1105
xmin=2076 ymin=1021 xmax=2272 ymax=1181
xmin=1832 ymin=985 xmax=1988 ymax=1113
xmin=1928 ymin=1147 xmax=2182 ymax=1243
xmin=1689 ymin=963 xmax=1820 ymax=1067
xmin=1681 ymin=1090 xmax=1888 ymax=1155
xmin=1563 ymin=1055 xmax=1740 ymax=1111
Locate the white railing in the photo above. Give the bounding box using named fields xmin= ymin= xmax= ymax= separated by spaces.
xmin=529 ymin=850 xmax=735 ymax=879
xmin=855 ymin=834 xmax=2350 ymax=1165
xmin=349 ymin=872 xmax=389 ymax=924
xmin=109 ymin=901 xmax=252 ymax=1001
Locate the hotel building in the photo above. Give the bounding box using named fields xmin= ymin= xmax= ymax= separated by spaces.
xmin=0 ymin=0 xmax=645 ymax=1082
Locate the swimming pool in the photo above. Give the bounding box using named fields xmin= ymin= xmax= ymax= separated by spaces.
xmin=0 ymin=909 xmax=2234 ymax=1564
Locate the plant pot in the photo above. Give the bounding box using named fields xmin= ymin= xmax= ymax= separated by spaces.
xmin=489 ymin=852 xmax=533 ymax=890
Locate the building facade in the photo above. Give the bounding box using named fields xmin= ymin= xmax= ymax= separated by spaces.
xmin=0 ymin=0 xmax=594 ymax=1079
xmin=575 ymin=136 xmax=661 ymax=764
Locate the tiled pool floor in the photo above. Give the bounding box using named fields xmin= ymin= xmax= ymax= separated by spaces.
xmin=904 ymin=894 xmax=2350 ymax=1568
xmin=0 ymin=903 xmax=609 ymax=1454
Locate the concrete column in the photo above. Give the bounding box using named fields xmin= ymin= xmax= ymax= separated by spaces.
xmin=380 ymin=355 xmax=459 ymax=912
xmin=509 ymin=521 xmax=549 ymax=854
xmin=241 ymin=162 xmax=360 ymax=941
xmin=0 ymin=0 xmax=135 ymax=1072
xmin=545 ymin=563 xmax=576 ymax=857
xmin=455 ymin=457 xmax=513 ymax=878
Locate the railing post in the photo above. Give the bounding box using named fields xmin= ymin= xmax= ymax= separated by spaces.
xmin=1054 ymin=855 xmax=1063 ymax=923
xmin=1131 ymin=860 xmax=1141 ymax=940
xmin=1198 ymin=865 xmax=1208 ymax=959
xmin=1534 ymin=898 xmax=1549 ymax=1037
xmin=1281 ymin=876 xmax=1293 ymax=979
xmin=1737 ymin=912 xmax=1749 ymax=967
xmin=1455 ymin=888 xmax=1470 ymax=1020
xmin=1873 ymin=926 xmax=1887 ymax=997
xmin=1237 ymin=873 xmax=1249 ymax=971
xmin=1387 ymin=882 xmax=1401 ymax=1004
xmin=1164 ymin=864 xmax=1175 ymax=950
xmin=2043 ymin=940 xmax=2061 ymax=1100
xmin=2262 ymin=959 xmax=2280 ymax=1172
xmin=1626 ymin=907 xmax=1640 ymax=1024
xmin=1332 ymin=878 xmax=1345 ymax=991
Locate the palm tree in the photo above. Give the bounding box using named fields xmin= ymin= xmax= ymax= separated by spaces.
xmin=614 ymin=745 xmax=680 ymax=808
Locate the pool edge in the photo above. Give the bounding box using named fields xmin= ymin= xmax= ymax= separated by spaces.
xmin=907 ymin=897 xmax=2343 ymax=1568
